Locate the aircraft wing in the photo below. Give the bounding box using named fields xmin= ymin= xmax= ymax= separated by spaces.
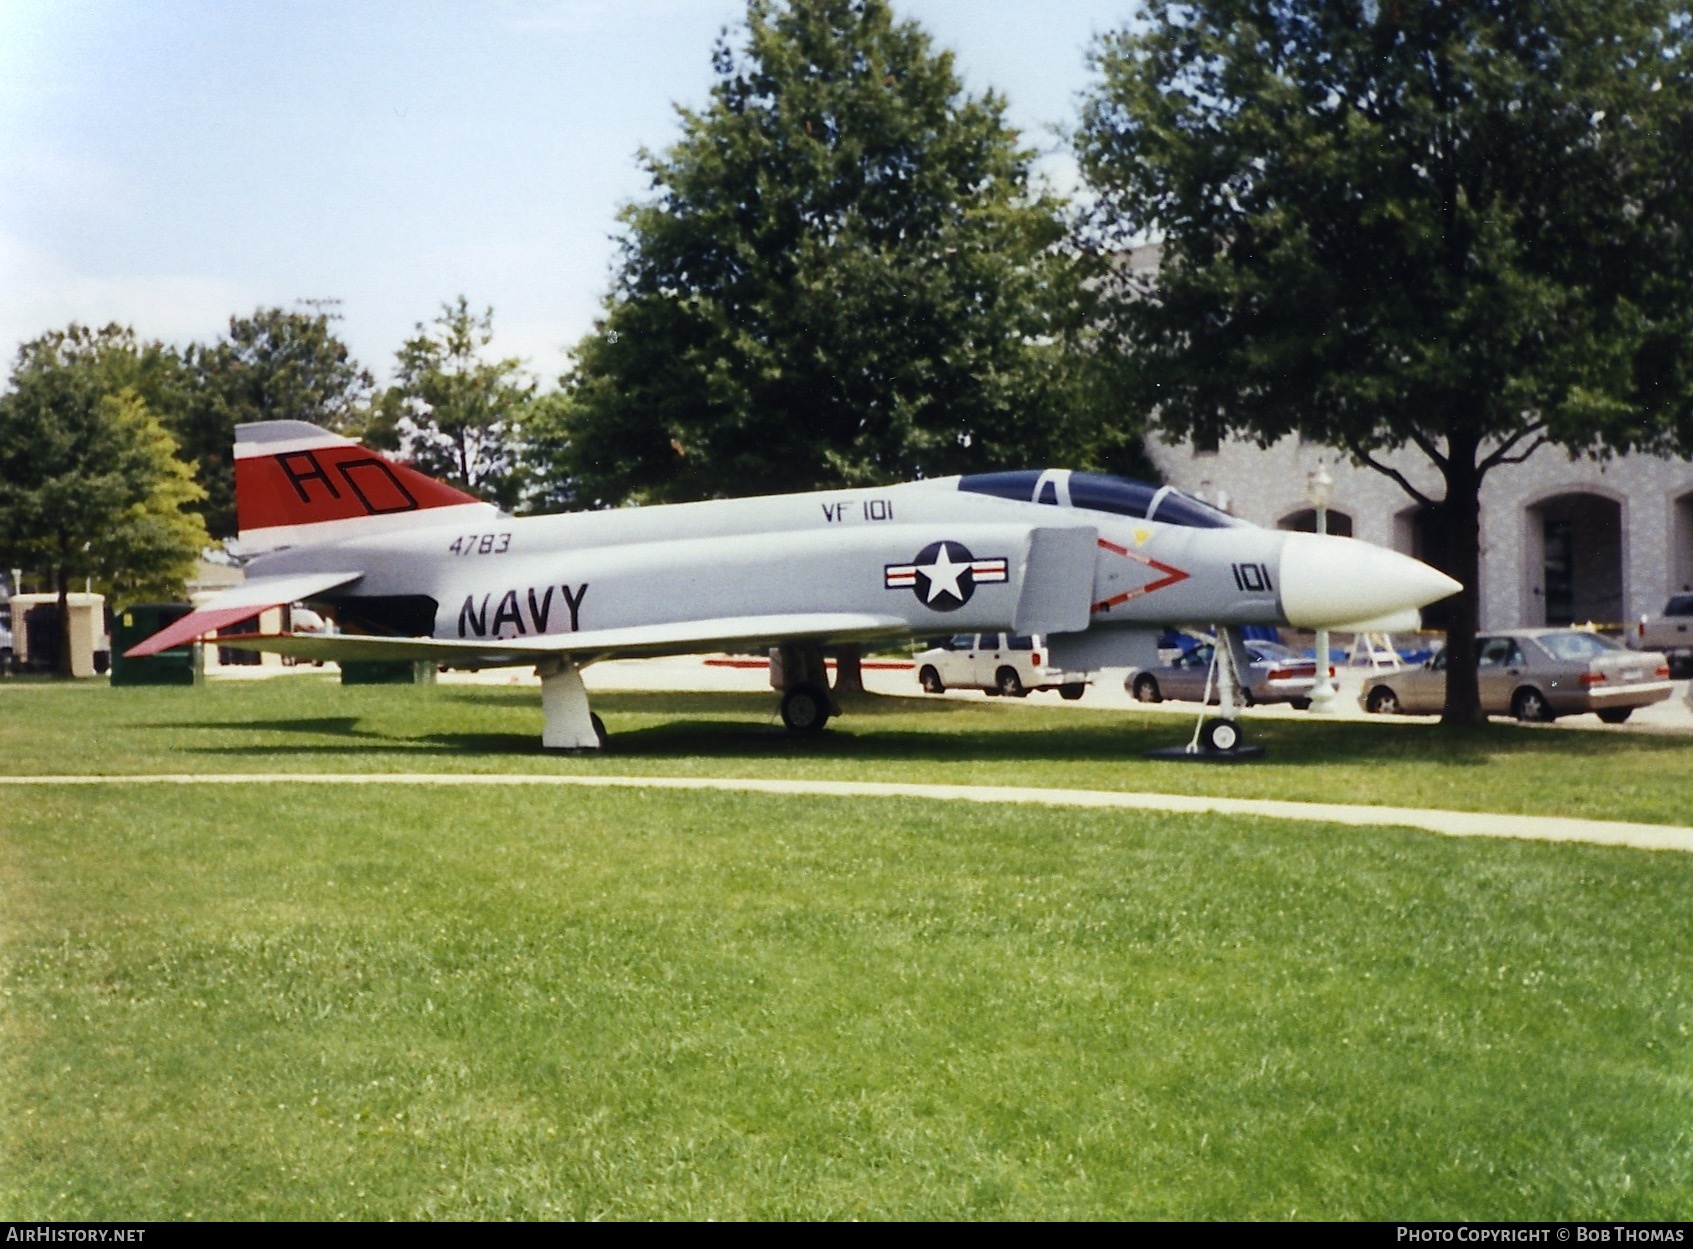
xmin=123 ymin=571 xmax=365 ymax=658
xmin=209 ymin=611 xmax=913 ymax=668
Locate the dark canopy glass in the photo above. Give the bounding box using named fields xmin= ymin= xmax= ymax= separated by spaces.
xmin=958 ymin=470 xmax=1245 ymax=529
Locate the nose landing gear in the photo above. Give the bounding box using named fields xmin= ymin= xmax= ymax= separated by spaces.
xmin=1146 ymin=626 xmax=1266 ymax=763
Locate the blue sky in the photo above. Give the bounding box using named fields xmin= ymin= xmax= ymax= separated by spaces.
xmin=0 ymin=1 xmax=1136 ymax=383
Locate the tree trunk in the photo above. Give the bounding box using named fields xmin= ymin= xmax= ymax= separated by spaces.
xmin=1440 ymin=436 xmax=1484 ymax=726
xmin=831 ymin=644 xmax=865 ymax=694
xmin=54 ymin=562 xmax=74 ymax=679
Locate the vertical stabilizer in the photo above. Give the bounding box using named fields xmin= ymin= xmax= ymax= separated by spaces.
xmin=233 ymin=421 xmax=499 ymax=552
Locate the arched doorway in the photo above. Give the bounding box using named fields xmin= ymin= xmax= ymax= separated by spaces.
xmin=1526 ymin=493 xmax=1623 ymax=626
xmin=1278 ymin=507 xmax=1354 ymax=538
xmin=1393 ymin=504 xmax=1455 ymax=630
xmin=1674 ymin=489 xmax=1693 ymax=597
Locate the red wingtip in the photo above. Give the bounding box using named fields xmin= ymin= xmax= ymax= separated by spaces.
xmin=124 ymin=605 xmax=268 ymax=658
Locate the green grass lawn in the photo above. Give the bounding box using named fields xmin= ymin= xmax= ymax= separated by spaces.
xmin=1 ymin=676 xmax=1688 ymax=823
xmin=2 ymin=679 xmax=1692 ymax=1219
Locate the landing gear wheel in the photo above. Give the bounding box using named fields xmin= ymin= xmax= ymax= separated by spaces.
xmin=919 ymin=665 xmax=944 ymax=694
xmin=590 ymin=712 xmax=608 ymax=750
xmin=1365 ymin=686 xmax=1401 ymax=715
xmin=1512 ymin=687 xmax=1554 ymax=723
xmin=996 ymin=667 xmax=1026 ymax=698
xmin=781 ymin=683 xmax=832 ymax=733
xmin=1201 ymin=718 xmax=1242 ymax=753
xmin=1132 ymin=674 xmax=1162 ymax=703
xmin=1597 ymin=708 xmax=1633 ymax=724
xmin=1059 ymin=683 xmax=1085 ymax=701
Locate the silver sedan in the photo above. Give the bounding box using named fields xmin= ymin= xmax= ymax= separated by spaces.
xmin=1359 ymin=628 xmax=1673 ymax=723
xmin=1125 ymin=639 xmax=1323 ymax=708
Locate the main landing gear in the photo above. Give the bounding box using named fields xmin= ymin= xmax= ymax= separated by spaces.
xmin=772 ymin=643 xmax=840 ymax=735
xmin=1146 ymin=626 xmax=1266 ymax=763
xmin=537 ymin=656 xmax=608 ymax=752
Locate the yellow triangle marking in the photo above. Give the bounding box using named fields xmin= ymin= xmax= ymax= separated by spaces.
xmin=1133 ymin=528 xmax=1152 ymax=547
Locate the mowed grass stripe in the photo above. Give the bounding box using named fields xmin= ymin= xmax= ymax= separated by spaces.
xmin=2 ymin=681 xmax=1691 ymax=827
xmin=4 ymin=784 xmax=1692 ymax=1220
xmin=4 ymin=771 xmax=1691 ymax=852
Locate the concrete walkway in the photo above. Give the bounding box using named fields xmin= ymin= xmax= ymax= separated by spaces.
xmin=6 ymin=771 xmax=1690 ymax=854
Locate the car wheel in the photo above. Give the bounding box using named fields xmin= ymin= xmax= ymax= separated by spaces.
xmin=781 ymin=683 xmax=831 ymax=733
xmin=1597 ymin=708 xmax=1633 ymax=724
xmin=1201 ymin=718 xmax=1242 ymax=753
xmin=996 ymin=667 xmax=1026 ymax=698
xmin=1291 ymin=697 xmax=1311 ymax=711
xmin=1365 ymin=686 xmax=1401 ymax=715
xmin=1512 ymin=687 xmax=1554 ymax=723
xmin=918 ymin=665 xmax=944 ymax=694
xmin=1131 ymin=674 xmax=1162 ymax=703
xmin=1059 ymin=683 xmax=1085 ymax=701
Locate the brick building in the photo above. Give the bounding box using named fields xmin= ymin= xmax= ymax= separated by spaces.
xmin=1145 ymin=432 xmax=1693 ymax=631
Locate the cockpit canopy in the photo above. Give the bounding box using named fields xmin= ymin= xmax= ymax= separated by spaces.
xmin=958 ymin=470 xmax=1247 ymax=529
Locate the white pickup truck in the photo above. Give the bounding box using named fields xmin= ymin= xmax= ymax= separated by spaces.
xmin=1633 ymin=594 xmax=1693 ymax=677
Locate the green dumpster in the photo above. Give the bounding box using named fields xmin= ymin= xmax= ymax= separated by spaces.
xmin=109 ymin=603 xmax=202 ymax=686
xmin=339 ymin=660 xmax=437 ymax=686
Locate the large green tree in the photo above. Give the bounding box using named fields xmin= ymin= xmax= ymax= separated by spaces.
xmin=1077 ymin=0 xmax=1693 ymax=723
xmin=370 ymin=297 xmax=534 ymax=512
xmin=181 ymin=305 xmax=374 ymax=538
xmin=548 ymin=0 xmax=1130 ymax=508
xmin=0 ymin=326 xmax=210 ymax=675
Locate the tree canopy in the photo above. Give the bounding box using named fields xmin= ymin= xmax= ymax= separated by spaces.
xmin=368 ymin=297 xmax=534 ymax=512
xmin=182 ymin=305 xmax=375 ymax=538
xmin=0 ymin=326 xmax=209 ymax=672
xmin=548 ymin=0 xmax=1132 ymax=507
xmin=1077 ymin=0 xmax=1693 ymax=722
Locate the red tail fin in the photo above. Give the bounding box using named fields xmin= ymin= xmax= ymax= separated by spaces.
xmin=234 ymin=421 xmax=498 ymax=551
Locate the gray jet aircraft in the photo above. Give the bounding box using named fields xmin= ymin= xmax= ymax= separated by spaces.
xmin=129 ymin=421 xmax=1460 ymax=752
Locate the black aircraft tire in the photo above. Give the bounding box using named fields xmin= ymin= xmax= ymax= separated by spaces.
xmin=781 ymin=683 xmax=832 ymax=733
xmin=1201 ymin=718 xmax=1243 ymax=753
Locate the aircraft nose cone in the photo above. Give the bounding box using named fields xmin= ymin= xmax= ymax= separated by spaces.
xmin=1278 ymin=532 xmax=1461 ymax=630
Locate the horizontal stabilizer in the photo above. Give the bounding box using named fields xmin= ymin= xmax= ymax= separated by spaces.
xmin=123 ymin=571 xmax=363 ymax=658
xmin=211 ymin=612 xmax=911 ymax=669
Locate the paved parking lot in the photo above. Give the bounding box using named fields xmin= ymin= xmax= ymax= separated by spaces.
xmin=542 ymin=655 xmax=1693 ymax=736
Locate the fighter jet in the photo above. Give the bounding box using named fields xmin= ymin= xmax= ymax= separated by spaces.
xmin=128 ymin=421 xmax=1459 ymax=752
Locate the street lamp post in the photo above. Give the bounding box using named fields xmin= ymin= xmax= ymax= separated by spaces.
xmin=1306 ymin=465 xmax=1339 ymax=715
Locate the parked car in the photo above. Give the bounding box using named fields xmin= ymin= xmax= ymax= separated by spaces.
xmin=914 ymin=633 xmax=1089 ymax=699
xmin=1360 ymin=628 xmax=1674 ymax=723
xmin=1124 ymin=639 xmax=1327 ymax=708
xmin=1632 ymin=594 xmax=1693 ymax=678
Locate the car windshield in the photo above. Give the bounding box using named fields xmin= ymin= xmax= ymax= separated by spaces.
xmin=1246 ymin=641 xmax=1298 ymax=661
xmin=1534 ymin=631 xmax=1623 ymax=662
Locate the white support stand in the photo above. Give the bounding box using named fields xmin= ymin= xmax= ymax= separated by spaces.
xmin=537 ymin=656 xmax=601 ymax=751
xmin=1348 ymin=632 xmax=1403 ymax=669
xmin=1307 ymin=627 xmax=1339 ymax=714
